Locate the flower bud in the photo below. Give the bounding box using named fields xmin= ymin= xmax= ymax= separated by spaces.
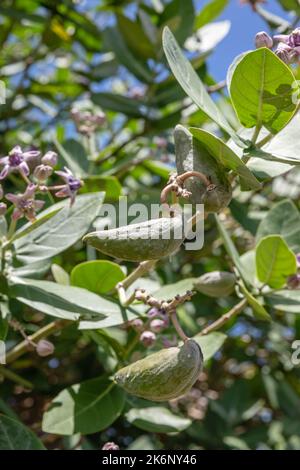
xmin=287 ymin=274 xmax=300 ymax=290
xmin=102 ymin=442 xmax=119 ymax=450
xmin=130 ymin=318 xmax=144 ymax=332
xmin=140 ymin=330 xmax=156 ymax=347
xmin=0 ymin=202 xmax=7 ymax=216
xmin=289 ymin=28 xmax=300 ymax=47
xmin=275 ymin=42 xmax=292 ymax=64
xmin=42 ymin=151 xmax=58 ymax=167
xmin=255 ymin=31 xmax=273 ymax=49
xmin=34 ymin=164 xmax=53 ymax=182
xmin=36 ymin=339 xmax=55 ymax=357
xmin=0 ymin=184 xmax=3 ymax=200
xmin=147 ymin=307 xmax=161 ymax=318
xmin=150 ymin=318 xmax=168 ymax=333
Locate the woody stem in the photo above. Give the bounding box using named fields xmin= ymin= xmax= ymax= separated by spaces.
xmin=170 ymin=310 xmax=189 ymax=342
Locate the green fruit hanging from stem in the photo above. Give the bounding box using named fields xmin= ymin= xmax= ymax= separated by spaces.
xmin=114 ymin=339 xmax=203 ymax=402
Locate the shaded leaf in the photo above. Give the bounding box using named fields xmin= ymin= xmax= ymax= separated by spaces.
xmin=0 ymin=415 xmax=45 ymax=450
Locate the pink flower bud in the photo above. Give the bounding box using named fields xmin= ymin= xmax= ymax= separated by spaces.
xmin=102 ymin=442 xmax=119 ymax=450
xmin=140 ymin=330 xmax=156 ymax=347
xmin=130 ymin=318 xmax=144 ymax=332
xmin=42 ymin=151 xmax=58 ymax=167
xmin=33 ymin=164 xmax=53 ymax=182
xmin=255 ymin=31 xmax=273 ymax=49
xmin=150 ymin=318 xmax=168 ymax=333
xmin=36 ymin=339 xmax=55 ymax=357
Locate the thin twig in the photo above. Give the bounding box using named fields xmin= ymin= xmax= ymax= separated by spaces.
xmin=199 ymin=298 xmax=248 ymax=336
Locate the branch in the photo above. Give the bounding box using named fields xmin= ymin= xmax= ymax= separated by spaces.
xmin=199 ymin=298 xmax=248 ymax=336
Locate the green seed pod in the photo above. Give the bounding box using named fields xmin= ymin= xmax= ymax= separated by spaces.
xmin=83 ymin=217 xmax=184 ymax=262
xmin=194 ymin=271 xmax=236 ymax=297
xmin=114 ymin=339 xmax=203 ymax=402
xmin=174 ymin=125 xmax=232 ymax=212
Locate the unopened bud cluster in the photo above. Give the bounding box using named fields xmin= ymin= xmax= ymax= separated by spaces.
xmin=255 ymin=27 xmax=300 ymax=64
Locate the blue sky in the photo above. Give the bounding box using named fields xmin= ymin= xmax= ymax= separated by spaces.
xmin=207 ymin=0 xmax=292 ymax=80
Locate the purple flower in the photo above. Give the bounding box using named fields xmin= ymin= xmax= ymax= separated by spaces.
xmin=0 ymin=202 xmax=7 ymax=216
xmin=5 ymin=183 xmax=45 ymax=222
xmin=42 ymin=151 xmax=58 ymax=167
xmin=275 ymin=42 xmax=293 ymax=64
xmin=0 ymin=145 xmax=40 ymax=180
xmin=288 ymin=28 xmax=300 ymax=47
xmin=55 ymin=167 xmax=82 ymax=205
xmin=255 ymin=32 xmax=273 ymax=49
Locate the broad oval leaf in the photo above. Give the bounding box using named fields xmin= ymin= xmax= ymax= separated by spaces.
xmin=125 ymin=407 xmax=191 ymax=433
xmin=229 ymin=48 xmax=298 ymax=134
xmin=256 ymin=199 xmax=300 ymax=253
xmin=71 ymin=260 xmax=125 ymax=294
xmin=256 ymin=235 xmax=297 ymax=288
xmin=190 ymin=127 xmax=260 ymax=190
xmin=0 ymin=415 xmax=45 ymax=450
xmin=42 ymin=377 xmax=125 ymax=435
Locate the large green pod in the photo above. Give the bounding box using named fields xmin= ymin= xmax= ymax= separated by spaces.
xmin=175 ymin=125 xmax=232 ymax=212
xmin=114 ymin=339 xmax=203 ymax=402
xmin=83 ymin=217 xmax=184 ymax=262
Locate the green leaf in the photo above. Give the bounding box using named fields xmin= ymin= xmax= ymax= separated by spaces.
xmin=153 ymin=278 xmax=197 ymax=300
xmin=159 ymin=0 xmax=195 ymax=45
xmin=185 ymin=21 xmax=230 ymax=56
xmin=42 ymin=377 xmax=125 ymax=435
xmin=54 ymin=137 xmax=87 ymax=177
xmin=190 ymin=127 xmax=260 ymax=190
xmin=71 ymin=260 xmax=125 ymax=294
xmin=14 ymin=193 xmax=104 ymax=264
xmin=239 ymin=283 xmax=271 ymax=321
xmin=193 ymin=332 xmax=227 ymax=362
xmin=92 ymin=92 xmax=151 ymax=118
xmin=103 ymin=27 xmax=153 ymax=83
xmin=117 ymin=14 xmax=156 ymax=60
xmin=195 ymin=0 xmax=228 ymax=28
xmin=162 ymin=27 xmax=240 ymax=143
xmin=125 ymin=407 xmax=191 ymax=433
xmin=229 ymin=48 xmax=298 ymax=134
xmin=256 ymin=199 xmax=300 ymax=253
xmin=51 ymin=264 xmax=70 ymax=286
xmin=256 ymin=235 xmax=297 ymax=288
xmin=81 ymin=176 xmax=121 ymax=201
xmin=265 ymin=290 xmax=300 ymax=313
xmin=0 ymin=415 xmax=45 ymax=450
xmin=9 ymin=277 xmax=115 ymax=321
xmin=214 ymin=214 xmax=249 ymax=284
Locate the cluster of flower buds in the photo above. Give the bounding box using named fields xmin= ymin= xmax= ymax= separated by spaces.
xmin=255 ymin=28 xmax=300 ymax=64
xmin=129 ymin=306 xmax=170 ymax=348
xmin=0 ymin=145 xmax=83 ymax=223
xmin=71 ymin=105 xmax=106 ymax=136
